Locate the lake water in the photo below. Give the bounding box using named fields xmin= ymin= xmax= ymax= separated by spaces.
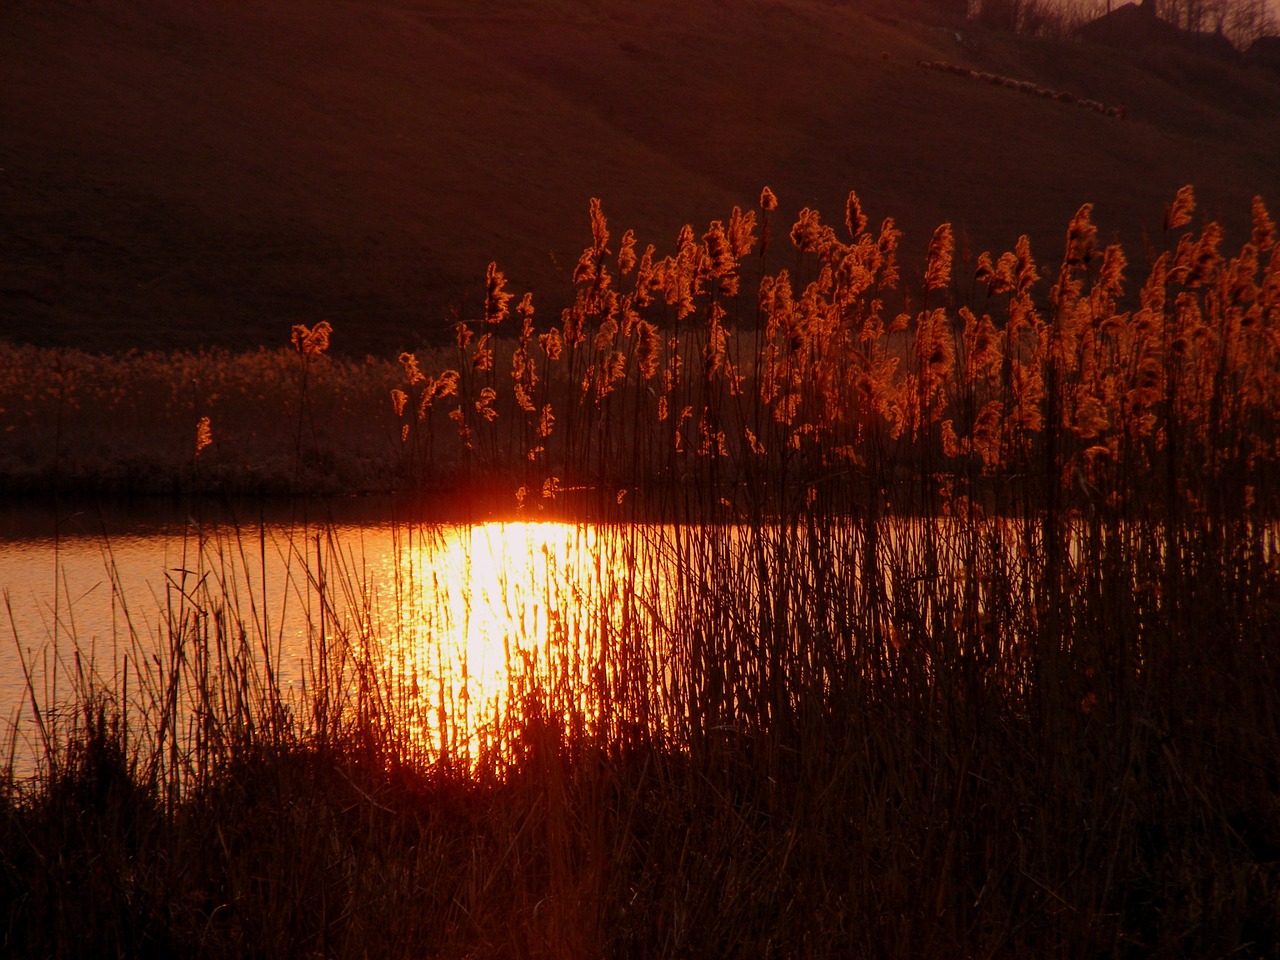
xmin=2 ymin=500 xmax=1096 ymax=778
xmin=0 ymin=502 xmax=681 ymax=775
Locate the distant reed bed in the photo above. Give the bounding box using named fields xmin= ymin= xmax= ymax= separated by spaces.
xmin=0 ymin=340 xmax=407 ymax=496
xmin=2 ymin=186 xmax=1278 ymax=957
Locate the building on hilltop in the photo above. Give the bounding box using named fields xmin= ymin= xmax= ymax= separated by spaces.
xmin=1247 ymin=34 xmax=1280 ymax=71
xmin=1076 ymin=1 xmax=1242 ymax=59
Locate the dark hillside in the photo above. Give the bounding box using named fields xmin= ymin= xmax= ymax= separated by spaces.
xmin=2 ymin=0 xmax=1277 ymax=355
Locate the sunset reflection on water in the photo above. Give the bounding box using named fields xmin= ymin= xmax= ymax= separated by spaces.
xmin=382 ymin=522 xmax=624 ymax=759
xmin=1 ymin=513 xmax=1044 ymax=773
xmin=0 ymin=518 xmax=657 ymax=772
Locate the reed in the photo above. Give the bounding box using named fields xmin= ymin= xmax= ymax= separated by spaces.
xmin=2 ymin=186 xmax=1278 ymax=957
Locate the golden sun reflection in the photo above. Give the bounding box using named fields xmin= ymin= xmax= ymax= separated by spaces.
xmin=386 ymin=522 xmax=614 ymax=761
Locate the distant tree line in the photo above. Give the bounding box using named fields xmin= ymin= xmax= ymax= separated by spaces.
xmin=966 ymin=0 xmax=1099 ymax=37
xmin=922 ymin=0 xmax=1275 ymax=45
xmin=1152 ymin=0 xmax=1276 ymax=44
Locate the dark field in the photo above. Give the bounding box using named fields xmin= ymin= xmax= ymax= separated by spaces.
xmin=2 ymin=0 xmax=1278 ymax=355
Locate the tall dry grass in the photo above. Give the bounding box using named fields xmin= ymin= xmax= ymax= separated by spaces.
xmin=2 ymin=185 xmax=1279 ymax=957
xmin=383 ymin=185 xmax=1279 ymax=529
xmin=0 ymin=340 xmax=409 ymax=496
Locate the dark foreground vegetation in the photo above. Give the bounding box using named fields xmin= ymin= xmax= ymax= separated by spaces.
xmin=3 ymin=187 xmax=1279 ymax=957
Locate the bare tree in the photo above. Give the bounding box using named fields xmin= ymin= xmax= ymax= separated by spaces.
xmin=967 ymin=0 xmax=1272 ymax=44
xmin=1158 ymin=0 xmax=1275 ymax=43
xmin=968 ymin=0 xmax=1105 ymax=36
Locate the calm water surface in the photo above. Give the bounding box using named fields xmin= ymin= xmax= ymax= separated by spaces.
xmin=1 ymin=504 xmax=657 ymax=772
xmin=1 ymin=502 xmax=1074 ymax=774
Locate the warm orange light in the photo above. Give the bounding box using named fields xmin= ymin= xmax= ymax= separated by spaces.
xmin=385 ymin=522 xmax=615 ymax=761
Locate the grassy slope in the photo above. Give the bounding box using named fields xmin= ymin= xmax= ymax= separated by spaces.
xmin=2 ymin=0 xmax=1277 ymax=356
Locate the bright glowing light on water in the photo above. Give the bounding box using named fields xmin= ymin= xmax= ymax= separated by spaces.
xmin=3 ymin=514 xmax=1103 ymax=774
xmin=383 ymin=522 xmax=614 ymax=759
xmin=0 ymin=519 xmax=649 ymax=773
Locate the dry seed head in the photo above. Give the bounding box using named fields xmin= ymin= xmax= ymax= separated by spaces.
xmin=517 ymin=292 xmax=536 ymax=340
xmin=448 ymin=406 xmax=472 ymax=447
xmin=514 ymin=381 xmax=535 ymax=412
xmin=1064 ymin=204 xmax=1097 ymax=267
xmin=975 ymin=251 xmax=995 ymax=288
xmin=877 ymin=218 xmax=902 ymax=289
xmin=291 ymin=321 xmax=332 ymax=356
xmin=1011 ymin=361 xmax=1045 ymax=433
xmin=774 ymin=391 xmax=801 ymax=426
xmin=1167 ymin=185 xmax=1196 ymax=231
xmin=391 ymin=388 xmax=409 ymax=417
xmin=1187 ymin=221 xmax=1224 ymax=286
xmin=760 ymin=186 xmax=779 ymax=212
xmin=484 ymin=262 xmax=512 ymax=325
xmin=971 ymin=401 xmax=1003 ymax=469
xmin=704 ymin=220 xmax=736 ymax=284
xmin=475 ymin=387 xmax=499 ymax=422
xmin=594 ymin=318 xmax=619 ymax=353
xmin=634 ymin=244 xmax=657 ymax=306
xmin=1251 ymin=196 xmax=1275 ymax=252
xmin=597 ymin=351 xmax=627 ymax=396
xmin=618 ymin=229 xmax=637 ymax=275
xmin=636 ymin=320 xmax=661 ymax=380
xmin=728 ymin=205 xmax=757 ymax=259
xmin=961 ymin=307 xmax=1001 ymax=382
xmin=1095 ymin=244 xmax=1126 ymax=296
xmin=924 ymin=223 xmax=954 ymax=290
xmin=195 ymin=416 xmax=212 ymax=456
xmin=941 ymin=419 xmax=961 ymax=459
xmin=845 ymin=190 xmax=868 ymax=239
xmin=619 ymin=302 xmax=639 ymax=339
xmin=589 ymin=197 xmax=609 ymax=252
xmin=537 ymin=403 xmax=555 ymax=439
xmin=1229 ymin=245 xmax=1260 ymax=306
xmin=539 ymin=328 xmax=563 ymax=361
xmin=915 ymin=307 xmax=955 ymax=388
xmin=472 ymin=333 xmax=494 ymax=371
xmin=398 ymin=351 xmax=425 ymax=385
xmin=703 ymin=310 xmax=728 ymax=381
xmin=573 ymin=248 xmax=596 ymax=286
xmin=790 ymin=207 xmax=825 ymax=254
xmin=435 ymin=370 xmax=460 ymax=399
xmin=1014 ymin=236 xmax=1038 ymax=294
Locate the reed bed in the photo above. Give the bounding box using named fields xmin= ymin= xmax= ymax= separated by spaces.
xmin=0 ymin=341 xmax=410 ymax=497
xmin=2 ymin=186 xmax=1279 ymax=957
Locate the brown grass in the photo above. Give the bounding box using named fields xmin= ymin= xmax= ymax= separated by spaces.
xmin=2 ymin=185 xmax=1279 ymax=957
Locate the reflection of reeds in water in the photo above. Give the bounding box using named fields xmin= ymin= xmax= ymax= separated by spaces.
xmin=3 ymin=186 xmax=1280 ymax=957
